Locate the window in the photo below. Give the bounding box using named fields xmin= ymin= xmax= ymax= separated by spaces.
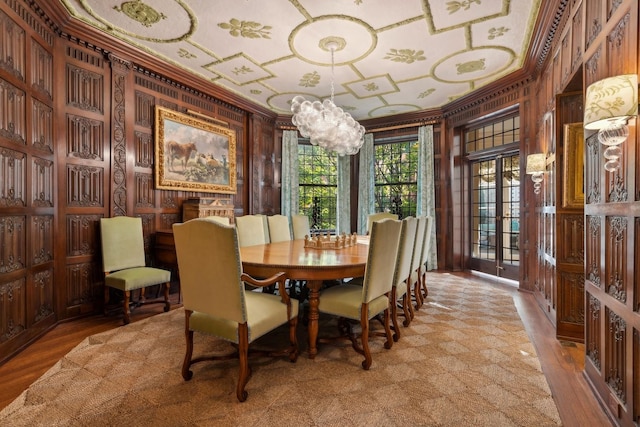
xmin=465 ymin=115 xmax=519 ymax=153
xmin=298 ymin=143 xmax=337 ymax=232
xmin=374 ymin=140 xmax=418 ymax=218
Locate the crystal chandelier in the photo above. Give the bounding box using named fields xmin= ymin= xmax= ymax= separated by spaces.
xmin=290 ymin=41 xmax=365 ymax=156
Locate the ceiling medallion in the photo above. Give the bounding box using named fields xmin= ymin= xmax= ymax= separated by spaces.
xmin=113 ymin=1 xmax=166 ymax=28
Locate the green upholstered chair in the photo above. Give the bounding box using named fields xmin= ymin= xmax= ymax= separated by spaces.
xmin=416 ymin=215 xmax=434 ymax=303
xmin=366 ymin=212 xmax=399 ymax=235
xmin=267 ymin=214 xmax=292 ymax=243
xmin=255 ymin=213 xmax=271 ymax=244
xmin=409 ymin=216 xmax=427 ymax=310
xmin=201 ymin=215 xmax=230 ymax=225
xmin=291 ymin=214 xmax=311 ymax=240
xmin=99 ymin=216 xmax=171 ymax=325
xmin=235 ymin=215 xmax=267 ymax=247
xmin=172 ymin=218 xmax=298 ymax=402
xmin=389 ymin=216 xmax=417 ymax=340
xmin=317 ymin=218 xmax=402 ymax=370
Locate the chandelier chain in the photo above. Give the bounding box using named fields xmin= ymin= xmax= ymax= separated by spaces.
xmin=330 ymin=47 xmax=335 ymax=102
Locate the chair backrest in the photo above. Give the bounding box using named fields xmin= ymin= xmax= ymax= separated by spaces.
xmin=173 ymin=218 xmax=246 ymax=323
xmin=202 ymin=215 xmax=230 ymax=226
xmin=419 ymin=216 xmax=434 ymax=269
xmin=255 ymin=214 xmax=271 ymax=244
xmin=291 ymin=214 xmax=311 ymax=240
xmin=361 ymin=219 xmax=402 ymax=304
xmin=100 ymin=216 xmax=146 ymax=273
xmin=268 ymin=214 xmax=292 ymax=243
xmin=367 ymin=212 xmax=399 ymax=234
xmin=235 ymin=215 xmax=267 ymax=247
xmin=410 ymin=216 xmax=428 ymax=275
xmin=391 ymin=216 xmax=417 ymax=288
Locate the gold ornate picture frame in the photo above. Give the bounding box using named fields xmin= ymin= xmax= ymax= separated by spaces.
xmin=562 ymin=122 xmax=584 ymax=208
xmin=155 ymin=106 xmax=236 ymax=194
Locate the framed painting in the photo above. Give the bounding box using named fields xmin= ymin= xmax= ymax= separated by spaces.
xmin=562 ymin=122 xmax=584 ymax=208
xmin=154 ymin=106 xmax=236 ymax=194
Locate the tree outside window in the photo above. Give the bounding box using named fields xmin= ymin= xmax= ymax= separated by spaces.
xmin=298 ymin=143 xmax=337 ymax=232
xmin=374 ymin=140 xmax=418 ymax=218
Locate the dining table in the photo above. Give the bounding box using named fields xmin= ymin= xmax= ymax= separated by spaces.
xmin=240 ymin=237 xmax=370 ymax=358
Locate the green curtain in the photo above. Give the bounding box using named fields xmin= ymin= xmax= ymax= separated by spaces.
xmin=281 ymin=130 xmax=299 ymax=218
xmin=357 ymin=133 xmax=374 ymax=235
xmin=418 ymin=125 xmax=437 ymax=270
xmin=337 ymin=154 xmax=350 ymax=234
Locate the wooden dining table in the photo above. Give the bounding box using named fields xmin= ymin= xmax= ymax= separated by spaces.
xmin=240 ymin=238 xmax=369 ymax=358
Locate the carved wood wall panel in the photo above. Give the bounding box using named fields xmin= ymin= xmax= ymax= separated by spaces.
xmin=134 ymin=90 xmax=154 ymax=128
xmin=558 ymin=270 xmax=585 ymax=324
xmin=134 ymin=131 xmax=152 ymax=168
xmin=66 ymin=165 xmax=104 ymax=207
xmin=30 ymin=268 xmax=53 ymax=326
xmin=605 ymin=307 xmax=626 ymax=405
xmin=30 ymin=39 xmax=51 ymax=100
xmin=31 ymin=215 xmax=52 ymax=265
xmin=135 ymin=172 xmax=154 ymax=208
xmin=65 ymin=215 xmax=99 ymax=257
xmin=31 ymin=98 xmax=52 ymax=153
xmin=64 ymin=262 xmax=100 ymax=310
xmin=584 ymin=0 xmax=603 ymax=50
xmin=0 ymin=277 xmax=25 ymax=343
xmin=31 ymin=157 xmax=54 ymax=207
xmin=605 ymin=216 xmax=628 ymax=303
xmin=0 ymin=8 xmax=25 ymax=81
xmin=559 ymin=214 xmax=584 ymax=263
xmin=586 ymin=292 xmax=601 ymax=370
xmin=606 ymin=10 xmax=633 ymax=77
xmin=570 ymin=3 xmax=583 ymax=73
xmin=0 ymin=146 xmax=25 ymax=207
xmin=0 ymin=215 xmax=25 ymax=273
xmin=66 ymin=115 xmax=104 ymax=160
xmin=65 ymin=64 xmax=103 ymax=114
xmin=0 ymin=78 xmax=25 ymax=144
xmin=587 ymin=215 xmax=602 ymax=287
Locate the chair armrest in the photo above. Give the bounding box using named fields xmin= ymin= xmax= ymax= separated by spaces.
xmin=240 ymin=272 xmax=291 ymax=306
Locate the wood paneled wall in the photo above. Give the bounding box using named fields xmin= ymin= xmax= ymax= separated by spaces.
xmin=0 ymin=0 xmax=280 ymax=363
xmin=530 ymin=0 xmax=640 ymax=425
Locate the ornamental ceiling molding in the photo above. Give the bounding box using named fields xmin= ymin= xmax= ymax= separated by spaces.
xmin=57 ymin=0 xmax=543 ymax=121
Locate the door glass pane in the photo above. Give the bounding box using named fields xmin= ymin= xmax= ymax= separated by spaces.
xmin=501 ymin=155 xmax=520 ymax=265
xmin=472 ymin=160 xmax=496 ymax=260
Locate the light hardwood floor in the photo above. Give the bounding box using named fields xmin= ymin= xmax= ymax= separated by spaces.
xmin=0 ymin=273 xmax=613 ymax=426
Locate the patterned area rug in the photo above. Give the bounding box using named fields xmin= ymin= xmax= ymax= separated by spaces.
xmin=0 ymin=273 xmax=561 ymax=426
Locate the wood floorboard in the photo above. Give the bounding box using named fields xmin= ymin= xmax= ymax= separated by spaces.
xmin=0 ymin=275 xmax=614 ymax=426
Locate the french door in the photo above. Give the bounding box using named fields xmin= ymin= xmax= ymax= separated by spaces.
xmin=469 ymin=153 xmax=520 ymax=280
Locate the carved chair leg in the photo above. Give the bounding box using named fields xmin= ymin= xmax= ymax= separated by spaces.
xmin=360 ymin=305 xmax=372 ymax=370
xmin=163 ymin=282 xmax=171 ymax=312
xmin=382 ymin=307 xmax=393 ymax=350
xmin=139 ymin=287 xmax=146 ymax=305
xmin=122 ymin=290 xmax=131 ymax=325
xmin=401 ymin=291 xmax=412 ymax=327
xmin=414 ymin=276 xmax=424 ymax=309
xmin=390 ymin=287 xmax=401 ymax=342
xmin=182 ymin=311 xmax=194 ymax=381
xmin=236 ymin=323 xmax=250 ymax=402
xmin=288 ymin=317 xmax=299 ymax=362
xmin=406 ymin=277 xmax=415 ymax=322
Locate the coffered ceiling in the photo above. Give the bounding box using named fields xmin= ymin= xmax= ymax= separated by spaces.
xmin=59 ymin=0 xmax=541 ymax=120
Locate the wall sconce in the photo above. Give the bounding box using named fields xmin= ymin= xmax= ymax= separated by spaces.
xmin=526 ymin=153 xmax=546 ymax=194
xmin=584 ymin=74 xmax=638 ymax=172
